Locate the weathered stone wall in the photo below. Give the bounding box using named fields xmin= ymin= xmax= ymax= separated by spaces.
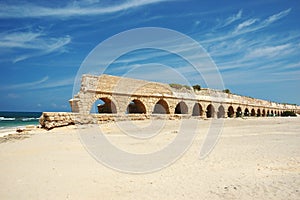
xmin=40 ymin=74 xmax=299 ymax=129
xmin=69 ymin=74 xmax=300 ymax=115
xmin=39 ymin=112 xmax=192 ymax=129
xmin=39 ymin=112 xmax=77 ymax=129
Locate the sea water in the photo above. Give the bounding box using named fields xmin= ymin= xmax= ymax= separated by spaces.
xmin=0 ymin=111 xmax=42 ymax=130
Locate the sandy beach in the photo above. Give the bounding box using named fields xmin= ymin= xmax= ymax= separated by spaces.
xmin=0 ymin=117 xmax=299 ymax=200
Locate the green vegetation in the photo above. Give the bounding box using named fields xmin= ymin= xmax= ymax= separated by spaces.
xmin=281 ymin=103 xmax=297 ymax=106
xmin=223 ymin=89 xmax=231 ymax=94
xmin=169 ymin=83 xmax=191 ymax=90
xmin=169 ymin=83 xmax=202 ymax=91
xmin=281 ymin=111 xmax=297 ymax=117
xmin=192 ymin=84 xmax=201 ymax=91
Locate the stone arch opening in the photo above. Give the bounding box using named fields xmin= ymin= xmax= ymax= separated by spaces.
xmin=262 ymin=109 xmax=266 ymax=117
xmin=271 ymin=110 xmax=274 ymax=116
xmin=217 ymin=105 xmax=225 ymax=118
xmin=257 ymin=109 xmax=261 ymax=117
xmin=192 ymin=103 xmax=203 ymax=116
xmin=90 ymin=97 xmax=117 ymax=114
xmin=267 ymin=110 xmax=270 ymax=116
xmin=244 ymin=108 xmax=250 ymax=116
xmin=251 ymin=108 xmax=256 ymax=116
xmin=206 ymin=104 xmax=215 ymax=118
xmin=153 ymin=99 xmax=170 ymax=114
xmin=236 ymin=107 xmax=242 ymax=117
xmin=228 ymin=106 xmax=234 ymax=118
xmin=127 ymin=99 xmax=146 ymax=114
xmin=175 ymin=101 xmax=188 ymax=114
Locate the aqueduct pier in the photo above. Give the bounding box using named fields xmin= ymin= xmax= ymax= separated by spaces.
xmin=40 ymin=74 xmax=299 ymax=129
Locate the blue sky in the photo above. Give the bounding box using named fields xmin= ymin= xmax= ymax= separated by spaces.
xmin=0 ymin=0 xmax=299 ymax=112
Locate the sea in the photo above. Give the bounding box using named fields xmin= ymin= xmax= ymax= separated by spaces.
xmin=0 ymin=111 xmax=42 ymax=131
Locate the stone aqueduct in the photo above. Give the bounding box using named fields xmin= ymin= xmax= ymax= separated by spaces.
xmin=40 ymin=74 xmax=299 ymax=129
xmin=69 ymin=74 xmax=299 ymax=118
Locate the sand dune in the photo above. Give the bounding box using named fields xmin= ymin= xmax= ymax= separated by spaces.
xmin=0 ymin=117 xmax=299 ymax=199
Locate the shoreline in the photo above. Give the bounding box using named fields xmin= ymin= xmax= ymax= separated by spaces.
xmin=0 ymin=116 xmax=298 ymax=137
xmin=0 ymin=123 xmax=39 ymax=137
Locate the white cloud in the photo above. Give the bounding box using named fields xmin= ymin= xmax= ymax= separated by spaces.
xmin=237 ymin=8 xmax=292 ymax=34
xmin=221 ymin=69 xmax=300 ymax=85
xmin=0 ymin=76 xmax=74 ymax=91
xmin=281 ymin=62 xmax=300 ymax=70
xmin=202 ymin=24 xmax=300 ymax=82
xmin=0 ymin=32 xmax=43 ymax=48
xmin=0 ymin=0 xmax=172 ymax=18
xmin=203 ymin=8 xmax=292 ymax=44
xmin=264 ymin=8 xmax=291 ymax=24
xmin=13 ymin=35 xmax=71 ymax=63
xmin=31 ymin=77 xmax=74 ymax=90
xmin=0 ymin=30 xmax=71 ymax=62
xmin=0 ymin=76 xmax=49 ymax=90
xmin=214 ymin=39 xmax=298 ymax=72
xmin=247 ymin=44 xmax=291 ymax=58
xmin=0 ymin=31 xmax=70 ymax=50
xmin=223 ymin=9 xmax=242 ymax=27
xmin=235 ymin=18 xmax=258 ymax=32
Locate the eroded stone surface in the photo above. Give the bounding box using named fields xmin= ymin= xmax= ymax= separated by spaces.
xmin=40 ymin=74 xmax=299 ymax=129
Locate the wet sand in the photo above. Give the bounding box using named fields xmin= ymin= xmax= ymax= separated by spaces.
xmin=0 ymin=117 xmax=299 ymax=199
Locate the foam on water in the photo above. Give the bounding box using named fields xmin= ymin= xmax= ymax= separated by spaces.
xmin=21 ymin=118 xmax=40 ymax=121
xmin=0 ymin=111 xmax=42 ymax=130
xmin=0 ymin=117 xmax=16 ymax=121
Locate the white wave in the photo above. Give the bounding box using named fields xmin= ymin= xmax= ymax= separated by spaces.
xmin=0 ymin=117 xmax=16 ymax=121
xmin=21 ymin=117 xmax=39 ymax=121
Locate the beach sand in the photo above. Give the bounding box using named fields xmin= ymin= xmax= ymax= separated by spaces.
xmin=0 ymin=117 xmax=299 ymax=199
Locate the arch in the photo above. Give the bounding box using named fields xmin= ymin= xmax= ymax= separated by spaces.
xmin=257 ymin=109 xmax=261 ymax=117
xmin=153 ymin=99 xmax=170 ymax=114
xmin=227 ymin=106 xmax=234 ymax=118
xmin=127 ymin=99 xmax=146 ymax=114
xmin=251 ymin=108 xmax=256 ymax=116
xmin=91 ymin=97 xmax=117 ymax=114
xmin=271 ymin=110 xmax=274 ymax=116
xmin=262 ymin=109 xmax=266 ymax=117
xmin=192 ymin=103 xmax=203 ymax=116
xmin=175 ymin=101 xmax=188 ymax=114
xmin=217 ymin=105 xmax=225 ymax=118
xmin=267 ymin=110 xmax=270 ymax=117
xmin=236 ymin=107 xmax=242 ymax=117
xmin=206 ymin=104 xmax=215 ymax=118
xmin=244 ymin=108 xmax=250 ymax=116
